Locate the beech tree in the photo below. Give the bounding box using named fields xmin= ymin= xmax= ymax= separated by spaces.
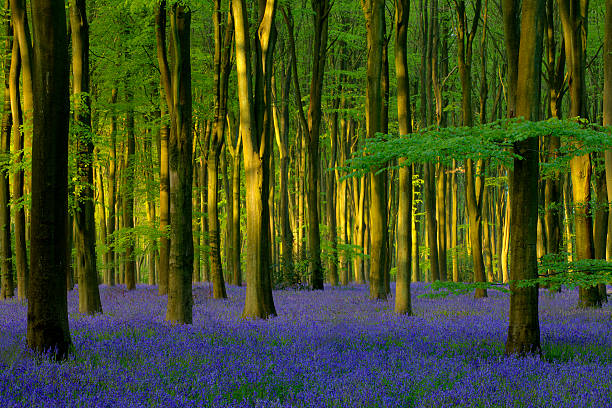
xmin=156 ymin=1 xmax=194 ymax=324
xmin=71 ymin=0 xmax=102 ymax=314
xmin=232 ymin=0 xmax=277 ymax=318
xmin=503 ymin=0 xmax=544 ymax=355
xmin=27 ymin=0 xmax=72 ymax=358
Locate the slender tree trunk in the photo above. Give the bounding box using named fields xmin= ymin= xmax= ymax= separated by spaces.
xmin=94 ymin=162 xmax=108 ymax=284
xmin=436 ymin=164 xmax=447 ymax=280
xmin=192 ymin=161 xmax=201 ymax=283
xmin=145 ymin=129 xmax=158 ymax=286
xmin=208 ymin=0 xmax=233 ymax=299
xmin=327 ymin=113 xmax=338 ymax=286
xmin=451 ymin=160 xmax=458 ymax=282
xmin=200 ymin=126 xmax=210 ymax=282
xmin=593 ymin=160 xmax=608 ymax=302
xmin=0 ymin=15 xmax=14 ymax=301
xmin=227 ymin=114 xmax=243 ymax=286
xmin=123 ymin=86 xmax=136 ymax=290
xmin=558 ymin=0 xmax=601 ymax=307
xmin=272 ymin=69 xmax=294 ymax=285
xmin=156 ymin=6 xmax=171 ymax=295
xmin=71 ymin=0 xmax=102 ymax=314
xmin=10 ymin=30 xmax=27 ymax=300
xmin=603 ymin=0 xmax=612 ymax=301
xmin=362 ymin=0 xmax=387 ymax=300
xmin=412 ymin=164 xmax=421 ymax=282
xmin=395 ymin=0 xmax=412 ymax=314
xmin=106 ymin=88 xmax=117 ymax=287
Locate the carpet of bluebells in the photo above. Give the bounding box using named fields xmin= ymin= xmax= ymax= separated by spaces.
xmin=0 ymin=283 xmax=611 ymax=408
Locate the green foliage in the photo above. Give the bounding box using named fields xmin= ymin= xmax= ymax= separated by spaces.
xmin=418 ymin=254 xmax=612 ymax=299
xmin=341 ymin=118 xmax=612 ymax=179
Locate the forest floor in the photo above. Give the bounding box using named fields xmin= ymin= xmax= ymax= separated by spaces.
xmin=0 ymin=282 xmax=611 ymax=407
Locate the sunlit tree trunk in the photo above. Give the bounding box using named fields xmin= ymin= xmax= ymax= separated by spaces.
xmin=0 ymin=14 xmax=14 ymax=301
xmin=232 ymin=0 xmax=277 ymax=318
xmin=362 ymin=0 xmax=387 ymax=300
xmin=558 ymin=0 xmax=602 ymax=307
xmin=145 ymin=127 xmax=158 ymax=286
xmin=10 ymin=29 xmax=28 ymax=300
xmin=336 ymin=111 xmax=349 ymax=285
xmin=395 ymin=0 xmax=412 ymax=314
xmin=156 ymin=7 xmax=171 ymax=295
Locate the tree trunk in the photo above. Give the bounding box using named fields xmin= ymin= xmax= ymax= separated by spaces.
xmin=71 ymin=0 xmax=102 ymax=314
xmin=593 ymin=159 xmax=608 ymax=302
xmin=395 ymin=0 xmax=412 ymax=314
xmin=327 ymin=113 xmax=338 ymax=286
xmin=451 ymin=160 xmax=458 ymax=282
xmin=504 ymin=0 xmax=544 ymax=356
xmin=272 ymin=69 xmax=294 ymax=286
xmin=227 ymin=113 xmax=243 ymax=286
xmin=27 ymin=0 xmax=72 ymax=358
xmin=161 ymin=4 xmax=194 ymax=324
xmin=123 ymin=86 xmax=136 ymax=290
xmin=208 ymin=0 xmax=233 ymax=299
xmin=233 ymin=0 xmax=277 ymax=318
xmin=156 ymin=6 xmax=171 ymax=295
xmin=558 ymin=0 xmax=601 ymax=307
xmin=10 ymin=29 xmax=28 ymax=300
xmin=362 ymin=0 xmax=387 ymax=300
xmin=106 ymin=88 xmax=117 ymax=287
xmin=604 ymin=0 xmax=612 ymax=302
xmin=0 ymin=15 xmax=14 ymax=301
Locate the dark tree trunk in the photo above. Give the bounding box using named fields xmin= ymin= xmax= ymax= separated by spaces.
xmin=163 ymin=3 xmax=194 ymax=324
xmin=0 ymin=13 xmax=14 ymax=301
xmin=71 ymin=0 xmax=102 ymax=314
xmin=27 ymin=0 xmax=72 ymax=359
xmin=504 ymin=0 xmax=544 ymax=356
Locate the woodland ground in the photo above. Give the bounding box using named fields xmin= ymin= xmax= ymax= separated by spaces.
xmin=0 ymin=283 xmax=611 ymax=407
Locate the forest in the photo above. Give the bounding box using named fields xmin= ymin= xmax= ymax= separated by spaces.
xmin=0 ymin=0 xmax=611 ymax=406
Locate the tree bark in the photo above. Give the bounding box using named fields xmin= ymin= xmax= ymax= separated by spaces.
xmin=27 ymin=0 xmax=72 ymax=358
xmin=163 ymin=4 xmax=194 ymax=324
xmin=558 ymin=0 xmax=602 ymax=307
xmin=208 ymin=0 xmax=233 ymax=298
xmin=233 ymin=0 xmax=277 ymax=318
xmin=0 ymin=13 xmax=14 ymax=301
xmin=362 ymin=0 xmax=387 ymax=300
xmin=395 ymin=0 xmax=412 ymax=314
xmin=71 ymin=0 xmax=102 ymax=314
xmin=156 ymin=4 xmax=171 ymax=295
xmin=603 ymin=0 xmax=612 ymax=301
xmin=504 ymin=0 xmax=544 ymax=356
xmin=123 ymin=86 xmax=136 ymax=290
